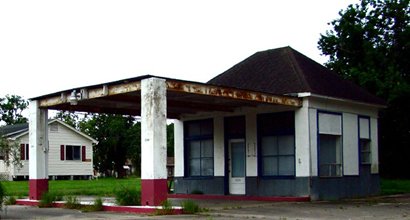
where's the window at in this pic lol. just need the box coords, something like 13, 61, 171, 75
184, 119, 214, 177
318, 112, 342, 177
258, 112, 295, 177
359, 117, 371, 165
65, 145, 81, 160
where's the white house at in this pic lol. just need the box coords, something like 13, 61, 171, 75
0, 119, 97, 180
25, 46, 384, 204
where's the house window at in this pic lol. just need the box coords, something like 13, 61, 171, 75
258, 112, 295, 177
66, 145, 81, 160
184, 119, 214, 177
359, 117, 371, 165
318, 112, 342, 177
20, 144, 29, 160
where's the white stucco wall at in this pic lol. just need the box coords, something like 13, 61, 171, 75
245, 112, 257, 176
173, 119, 184, 177
213, 116, 225, 176
295, 99, 310, 177
370, 117, 379, 173
343, 113, 359, 175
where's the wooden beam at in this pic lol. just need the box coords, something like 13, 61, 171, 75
166, 80, 302, 107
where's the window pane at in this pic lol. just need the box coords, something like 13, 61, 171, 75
66, 146, 73, 160
278, 135, 294, 155
73, 146, 80, 160
278, 156, 294, 175
189, 141, 200, 158
201, 120, 213, 136
189, 159, 200, 176
319, 135, 337, 164
201, 140, 213, 157
201, 158, 213, 176
262, 157, 277, 176
187, 123, 200, 137
261, 136, 277, 156
231, 142, 245, 177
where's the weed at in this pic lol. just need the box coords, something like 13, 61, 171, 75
4, 196, 16, 205
181, 200, 200, 214
190, 189, 203, 194
64, 195, 82, 209
114, 186, 140, 206
39, 192, 60, 208
82, 197, 104, 212
155, 199, 174, 215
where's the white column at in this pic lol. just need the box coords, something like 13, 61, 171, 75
140, 77, 167, 206
370, 117, 379, 174
295, 100, 311, 177
173, 119, 184, 177
213, 116, 225, 176
28, 100, 49, 200
342, 113, 359, 175
245, 112, 257, 176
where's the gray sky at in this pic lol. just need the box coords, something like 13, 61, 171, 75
0, 0, 358, 100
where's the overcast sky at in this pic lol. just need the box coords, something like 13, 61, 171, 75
0, 0, 358, 100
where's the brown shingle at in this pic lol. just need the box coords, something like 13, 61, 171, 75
208, 47, 385, 105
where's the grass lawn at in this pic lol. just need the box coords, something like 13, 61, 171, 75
380, 179, 410, 195
1, 177, 140, 197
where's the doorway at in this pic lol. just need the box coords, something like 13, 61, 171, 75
229, 139, 246, 195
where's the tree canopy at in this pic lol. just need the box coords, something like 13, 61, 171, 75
318, 0, 409, 178
0, 94, 28, 125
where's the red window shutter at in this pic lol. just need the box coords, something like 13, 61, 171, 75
82, 146, 86, 161
26, 144, 29, 160
60, 145, 65, 160
20, 144, 25, 160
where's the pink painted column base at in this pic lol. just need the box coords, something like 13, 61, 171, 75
29, 179, 49, 200
141, 179, 167, 206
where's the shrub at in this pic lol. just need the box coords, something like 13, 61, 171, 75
64, 195, 81, 209
181, 200, 200, 214
190, 189, 203, 194
114, 186, 140, 206
39, 192, 60, 208
82, 197, 104, 212
0, 183, 4, 210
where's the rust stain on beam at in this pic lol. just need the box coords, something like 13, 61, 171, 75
166, 80, 302, 107
39, 81, 141, 107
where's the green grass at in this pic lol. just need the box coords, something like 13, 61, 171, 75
380, 179, 410, 195
1, 177, 140, 197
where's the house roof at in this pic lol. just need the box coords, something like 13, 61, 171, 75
0, 119, 98, 143
208, 46, 385, 106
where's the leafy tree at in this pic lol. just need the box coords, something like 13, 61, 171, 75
54, 111, 80, 129
0, 95, 29, 125
79, 114, 138, 178
318, 0, 410, 178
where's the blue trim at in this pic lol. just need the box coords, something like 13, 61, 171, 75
317, 110, 344, 178
183, 118, 214, 178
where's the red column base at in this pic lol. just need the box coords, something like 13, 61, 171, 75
29, 179, 49, 200
141, 179, 167, 206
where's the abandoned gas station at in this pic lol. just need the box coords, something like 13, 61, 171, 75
27, 47, 385, 205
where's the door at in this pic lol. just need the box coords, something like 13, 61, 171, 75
229, 139, 246, 195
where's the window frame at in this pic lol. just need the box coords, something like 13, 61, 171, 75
358, 116, 371, 166
317, 110, 343, 178
65, 145, 81, 161
184, 119, 214, 178
257, 111, 296, 178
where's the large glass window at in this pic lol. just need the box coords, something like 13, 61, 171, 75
184, 119, 214, 177
318, 112, 342, 177
258, 112, 295, 177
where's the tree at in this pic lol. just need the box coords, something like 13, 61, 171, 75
79, 114, 138, 178
54, 111, 80, 129
318, 0, 410, 178
0, 95, 29, 125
